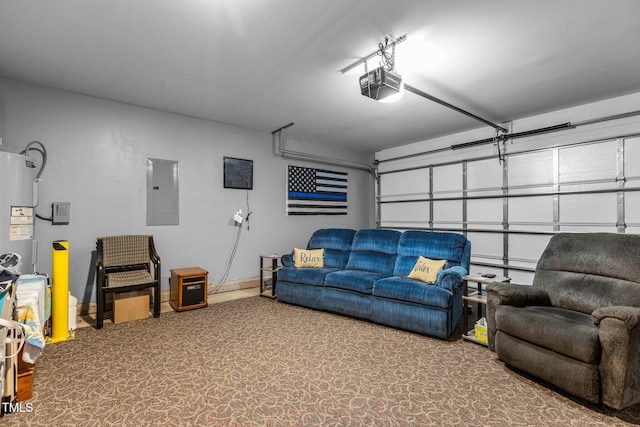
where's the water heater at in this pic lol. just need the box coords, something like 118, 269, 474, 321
0, 147, 38, 274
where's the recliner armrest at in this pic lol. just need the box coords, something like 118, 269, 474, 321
436, 266, 465, 291
281, 253, 294, 268
592, 305, 640, 409
593, 306, 640, 330
486, 283, 551, 351
487, 283, 551, 307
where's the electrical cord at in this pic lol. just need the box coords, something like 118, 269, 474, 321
36, 213, 53, 222
20, 141, 47, 180
245, 189, 253, 231
209, 222, 243, 295
377, 36, 396, 71
209, 190, 253, 294
20, 140, 52, 221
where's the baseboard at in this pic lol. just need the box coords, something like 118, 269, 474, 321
209, 277, 260, 294
78, 277, 260, 315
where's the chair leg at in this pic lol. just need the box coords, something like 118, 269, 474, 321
96, 289, 104, 329
153, 284, 160, 318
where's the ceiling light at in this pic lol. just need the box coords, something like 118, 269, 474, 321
379, 83, 405, 103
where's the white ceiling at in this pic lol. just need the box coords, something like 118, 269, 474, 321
1, 0, 640, 152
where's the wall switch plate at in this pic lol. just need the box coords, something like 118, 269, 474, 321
52, 202, 71, 225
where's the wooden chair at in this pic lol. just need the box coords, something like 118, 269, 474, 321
95, 235, 160, 329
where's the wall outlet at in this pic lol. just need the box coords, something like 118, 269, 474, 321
234, 209, 243, 224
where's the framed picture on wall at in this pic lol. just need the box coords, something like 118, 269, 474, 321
223, 157, 253, 190
286, 165, 348, 215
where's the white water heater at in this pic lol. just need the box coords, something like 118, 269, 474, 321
0, 147, 38, 274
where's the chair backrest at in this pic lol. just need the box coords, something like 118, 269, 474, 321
98, 235, 151, 268
533, 232, 640, 314
393, 230, 470, 276
345, 229, 401, 275
306, 228, 356, 269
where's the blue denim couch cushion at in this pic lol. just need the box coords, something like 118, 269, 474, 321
325, 270, 388, 294
393, 231, 469, 277
373, 276, 453, 309
345, 229, 401, 275
278, 266, 340, 287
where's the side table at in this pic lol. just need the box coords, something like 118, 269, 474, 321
462, 273, 511, 345
259, 255, 280, 299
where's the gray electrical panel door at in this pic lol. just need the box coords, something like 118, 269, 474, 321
146, 158, 179, 226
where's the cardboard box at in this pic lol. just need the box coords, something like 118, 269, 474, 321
113, 291, 150, 324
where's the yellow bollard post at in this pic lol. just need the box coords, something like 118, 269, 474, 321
49, 240, 74, 343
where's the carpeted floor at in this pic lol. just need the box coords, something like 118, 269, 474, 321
4, 296, 640, 426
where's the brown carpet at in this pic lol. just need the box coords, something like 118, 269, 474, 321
4, 296, 640, 426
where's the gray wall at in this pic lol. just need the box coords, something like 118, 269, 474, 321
0, 77, 375, 303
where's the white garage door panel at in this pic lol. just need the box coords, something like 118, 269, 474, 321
560, 193, 617, 224
467, 232, 502, 257
509, 196, 554, 223
508, 151, 553, 187
433, 200, 462, 223
559, 141, 616, 183
433, 164, 462, 192
625, 137, 640, 178
509, 234, 552, 263
380, 169, 429, 201
625, 192, 640, 224
467, 158, 502, 190
380, 201, 429, 226
467, 198, 503, 223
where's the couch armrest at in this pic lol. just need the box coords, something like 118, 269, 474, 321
281, 253, 294, 268
593, 306, 640, 409
486, 283, 551, 351
436, 266, 466, 292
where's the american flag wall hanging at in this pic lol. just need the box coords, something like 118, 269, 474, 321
287, 165, 348, 215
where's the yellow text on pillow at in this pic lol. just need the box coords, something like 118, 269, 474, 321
293, 248, 324, 268
408, 256, 447, 283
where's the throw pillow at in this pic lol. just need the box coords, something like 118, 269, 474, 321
408, 256, 447, 283
293, 248, 324, 268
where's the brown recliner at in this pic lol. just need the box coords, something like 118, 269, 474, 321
487, 232, 640, 410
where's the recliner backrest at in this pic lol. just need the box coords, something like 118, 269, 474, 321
393, 230, 470, 276
345, 229, 401, 275
306, 228, 356, 269
533, 232, 640, 314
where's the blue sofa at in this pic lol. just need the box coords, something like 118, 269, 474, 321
277, 228, 471, 338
